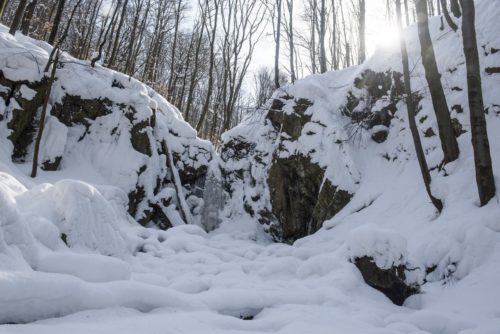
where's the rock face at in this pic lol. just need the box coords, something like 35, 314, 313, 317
354, 256, 419, 306
221, 96, 354, 242
0, 58, 214, 230
221, 68, 409, 242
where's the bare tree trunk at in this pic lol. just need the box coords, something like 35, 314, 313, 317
331, 0, 338, 70
20, 0, 37, 35
80, 0, 102, 59
396, 0, 443, 212
130, 0, 150, 74
440, 0, 458, 31
0, 0, 8, 18
104, 2, 121, 65
184, 20, 205, 122
287, 0, 296, 82
125, 0, 143, 74
91, 0, 121, 67
358, 0, 366, 64
404, 0, 410, 25
48, 0, 66, 45
9, 0, 28, 35
167, 0, 183, 100
32, 49, 60, 178
416, 0, 459, 164
274, 0, 282, 89
450, 0, 461, 17
318, 0, 327, 73
310, 0, 317, 74
108, 0, 128, 68
163, 140, 192, 224
197, 0, 219, 132
459, 0, 496, 205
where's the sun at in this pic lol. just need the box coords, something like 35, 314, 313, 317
371, 25, 401, 52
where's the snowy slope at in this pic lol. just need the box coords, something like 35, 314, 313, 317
0, 26, 215, 230
1, 0, 500, 333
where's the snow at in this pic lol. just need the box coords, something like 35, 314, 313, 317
346, 225, 408, 269
36, 252, 131, 283
0, 0, 500, 333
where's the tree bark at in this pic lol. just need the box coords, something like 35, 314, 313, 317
108, 0, 128, 68
319, 0, 327, 73
459, 0, 496, 206
274, 0, 282, 89
287, 0, 296, 82
91, 0, 121, 67
9, 0, 28, 35
197, 0, 219, 132
32, 49, 60, 178
440, 0, 458, 32
48, 0, 66, 45
450, 0, 461, 17
20, 0, 37, 35
416, 0, 459, 164
167, 0, 183, 100
396, 0, 443, 212
184, 20, 205, 122
358, 0, 366, 64
0, 0, 8, 19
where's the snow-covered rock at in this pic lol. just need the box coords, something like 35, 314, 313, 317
0, 29, 216, 230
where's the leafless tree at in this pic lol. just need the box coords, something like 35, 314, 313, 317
396, 0, 442, 212
416, 0, 459, 164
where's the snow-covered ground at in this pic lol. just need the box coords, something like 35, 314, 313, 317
1, 0, 500, 333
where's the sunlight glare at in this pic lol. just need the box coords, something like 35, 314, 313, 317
371, 25, 401, 52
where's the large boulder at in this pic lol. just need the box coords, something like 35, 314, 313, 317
354, 256, 419, 306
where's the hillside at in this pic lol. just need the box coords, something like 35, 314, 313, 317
1, 1, 500, 333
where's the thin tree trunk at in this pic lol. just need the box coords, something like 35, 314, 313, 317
48, 0, 66, 45
416, 0, 459, 164
130, 0, 150, 75
440, 0, 458, 32
163, 140, 192, 224
319, 0, 327, 73
167, 0, 182, 100
396, 0, 443, 212
184, 20, 205, 122
32, 49, 60, 178
331, 0, 338, 69
108, 0, 128, 68
104, 2, 121, 65
20, 0, 37, 35
274, 0, 282, 89
459, 0, 496, 205
404, 0, 410, 25
197, 0, 219, 132
287, 0, 296, 82
9, 0, 28, 35
91, 0, 121, 67
310, 0, 317, 74
125, 0, 142, 74
450, 0, 461, 18
0, 0, 8, 18
358, 0, 366, 64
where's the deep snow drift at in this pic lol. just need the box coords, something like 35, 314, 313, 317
1, 0, 500, 333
